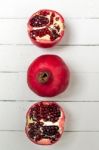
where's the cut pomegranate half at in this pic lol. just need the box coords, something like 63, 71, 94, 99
25, 101, 66, 145
27, 55, 70, 97
27, 9, 64, 48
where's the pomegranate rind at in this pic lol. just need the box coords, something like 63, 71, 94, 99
25, 101, 66, 145
27, 55, 70, 97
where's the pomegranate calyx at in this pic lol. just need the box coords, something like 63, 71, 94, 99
37, 70, 52, 84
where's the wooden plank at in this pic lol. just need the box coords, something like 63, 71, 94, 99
0, 45, 99, 73
0, 0, 99, 18
0, 132, 99, 150
0, 19, 99, 45
0, 102, 99, 131
0, 72, 98, 101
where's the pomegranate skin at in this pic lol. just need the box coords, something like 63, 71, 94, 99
27, 55, 70, 97
27, 9, 65, 48
25, 101, 66, 145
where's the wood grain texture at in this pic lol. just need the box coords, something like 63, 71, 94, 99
0, 0, 99, 18
0, 132, 99, 150
0, 45, 99, 72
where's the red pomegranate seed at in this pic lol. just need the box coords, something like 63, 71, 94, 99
40, 10, 50, 16
29, 15, 49, 27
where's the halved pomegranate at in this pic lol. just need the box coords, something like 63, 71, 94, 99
25, 101, 66, 145
27, 55, 70, 97
27, 9, 64, 48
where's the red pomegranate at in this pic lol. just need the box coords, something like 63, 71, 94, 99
27, 9, 64, 48
25, 101, 66, 145
27, 55, 70, 97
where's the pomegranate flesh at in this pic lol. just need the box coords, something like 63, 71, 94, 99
27, 55, 70, 97
25, 101, 66, 145
27, 9, 64, 48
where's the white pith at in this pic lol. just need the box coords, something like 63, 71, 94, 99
30, 12, 64, 41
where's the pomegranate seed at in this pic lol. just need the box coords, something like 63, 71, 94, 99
55, 25, 60, 32
50, 29, 60, 41
56, 17, 59, 21
35, 135, 42, 141
40, 10, 50, 16
50, 13, 55, 25
51, 132, 61, 143
29, 15, 49, 27
43, 126, 59, 136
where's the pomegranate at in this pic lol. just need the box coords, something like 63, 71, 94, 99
27, 55, 70, 97
25, 101, 66, 145
27, 9, 64, 48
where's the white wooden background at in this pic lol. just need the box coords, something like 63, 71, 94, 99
0, 0, 99, 149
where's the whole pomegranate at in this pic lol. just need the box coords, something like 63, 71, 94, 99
27, 55, 70, 97
25, 101, 66, 145
27, 9, 64, 48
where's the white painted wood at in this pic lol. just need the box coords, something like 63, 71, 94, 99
0, 102, 99, 131
0, 45, 99, 73
1, 0, 99, 149
1, 19, 99, 45
0, 132, 99, 150
0, 0, 99, 18
0, 72, 98, 101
